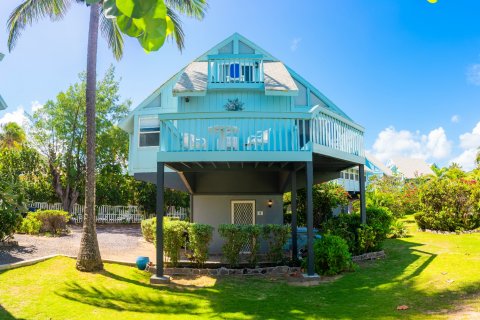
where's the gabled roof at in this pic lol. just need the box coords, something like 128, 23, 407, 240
387, 157, 434, 179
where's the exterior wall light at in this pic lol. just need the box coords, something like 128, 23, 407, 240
268, 199, 273, 208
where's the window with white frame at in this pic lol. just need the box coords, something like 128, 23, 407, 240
139, 117, 160, 147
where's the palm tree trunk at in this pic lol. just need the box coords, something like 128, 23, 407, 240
76, 2, 103, 272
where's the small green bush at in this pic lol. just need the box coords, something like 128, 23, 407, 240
18, 213, 42, 234
244, 225, 262, 266
218, 224, 248, 267
322, 205, 393, 255
262, 224, 290, 263
390, 220, 409, 238
141, 217, 156, 243
313, 234, 353, 276
0, 182, 25, 241
188, 223, 213, 265
18, 210, 69, 235
163, 218, 189, 267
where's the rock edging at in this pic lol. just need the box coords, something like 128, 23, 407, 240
147, 265, 301, 276
421, 229, 480, 235
351, 250, 386, 262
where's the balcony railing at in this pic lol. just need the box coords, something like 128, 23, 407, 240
157, 106, 364, 158
207, 54, 264, 86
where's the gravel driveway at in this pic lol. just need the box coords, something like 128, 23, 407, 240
0, 224, 155, 265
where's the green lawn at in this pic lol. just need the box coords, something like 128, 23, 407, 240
1, 219, 479, 320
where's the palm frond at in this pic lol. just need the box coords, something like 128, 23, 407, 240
100, 13, 124, 61
7, 0, 71, 51
167, 7, 185, 52
164, 0, 208, 20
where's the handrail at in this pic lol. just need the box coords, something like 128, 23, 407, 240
158, 111, 312, 120
309, 105, 365, 132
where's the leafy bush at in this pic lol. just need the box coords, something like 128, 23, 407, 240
163, 218, 189, 267
262, 224, 291, 263
18, 213, 42, 234
244, 225, 262, 266
0, 182, 25, 241
323, 205, 393, 255
313, 234, 353, 276
141, 217, 156, 243
390, 220, 409, 238
284, 182, 349, 227
415, 178, 480, 231
218, 224, 248, 267
187, 223, 213, 265
18, 210, 69, 235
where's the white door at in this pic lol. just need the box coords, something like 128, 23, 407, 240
231, 200, 256, 225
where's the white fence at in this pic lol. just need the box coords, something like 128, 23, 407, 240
28, 202, 189, 224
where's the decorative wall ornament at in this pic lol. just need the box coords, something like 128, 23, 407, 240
224, 98, 244, 111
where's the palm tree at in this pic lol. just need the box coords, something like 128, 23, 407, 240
7, 0, 207, 272
0, 122, 26, 149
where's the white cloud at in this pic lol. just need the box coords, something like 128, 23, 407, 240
290, 38, 301, 52
451, 114, 460, 123
31, 101, 43, 113
458, 122, 480, 149
371, 126, 452, 162
0, 106, 28, 126
467, 64, 480, 86
450, 121, 480, 171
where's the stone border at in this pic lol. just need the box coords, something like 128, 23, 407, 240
422, 229, 480, 235
351, 250, 386, 262
147, 265, 301, 276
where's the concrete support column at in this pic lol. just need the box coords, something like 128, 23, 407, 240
359, 164, 367, 224
291, 171, 298, 262
306, 161, 315, 276
151, 162, 169, 284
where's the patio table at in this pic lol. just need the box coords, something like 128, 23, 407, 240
208, 125, 239, 150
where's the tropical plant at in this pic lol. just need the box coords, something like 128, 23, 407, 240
389, 220, 409, 238
7, 0, 207, 272
0, 122, 26, 149
0, 181, 26, 242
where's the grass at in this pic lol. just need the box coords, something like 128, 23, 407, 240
0, 218, 479, 320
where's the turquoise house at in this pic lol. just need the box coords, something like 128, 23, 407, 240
120, 33, 366, 281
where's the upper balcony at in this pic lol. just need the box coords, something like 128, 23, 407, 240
153, 105, 365, 164
207, 54, 264, 89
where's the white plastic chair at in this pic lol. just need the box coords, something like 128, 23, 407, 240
246, 129, 271, 150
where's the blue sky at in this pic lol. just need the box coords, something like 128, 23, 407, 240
1, 0, 479, 169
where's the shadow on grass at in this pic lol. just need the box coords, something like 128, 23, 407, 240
52, 238, 480, 319
0, 304, 24, 320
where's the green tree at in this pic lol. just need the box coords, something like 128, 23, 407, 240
0, 122, 26, 149
7, 0, 207, 272
30, 67, 130, 212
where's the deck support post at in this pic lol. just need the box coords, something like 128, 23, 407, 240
359, 164, 367, 224
306, 161, 315, 276
291, 170, 298, 262
151, 162, 169, 284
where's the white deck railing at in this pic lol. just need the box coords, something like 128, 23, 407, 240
158, 106, 364, 158
28, 203, 190, 224
208, 54, 264, 84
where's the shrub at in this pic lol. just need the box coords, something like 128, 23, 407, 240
0, 182, 25, 241
322, 205, 393, 255
415, 178, 480, 231
218, 224, 248, 267
18, 213, 42, 234
262, 224, 291, 263
313, 234, 353, 276
141, 217, 156, 243
163, 218, 189, 267
18, 210, 69, 235
244, 225, 262, 266
390, 220, 409, 238
188, 223, 213, 265
35, 210, 70, 235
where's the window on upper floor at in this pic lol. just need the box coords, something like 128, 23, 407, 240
139, 117, 160, 147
